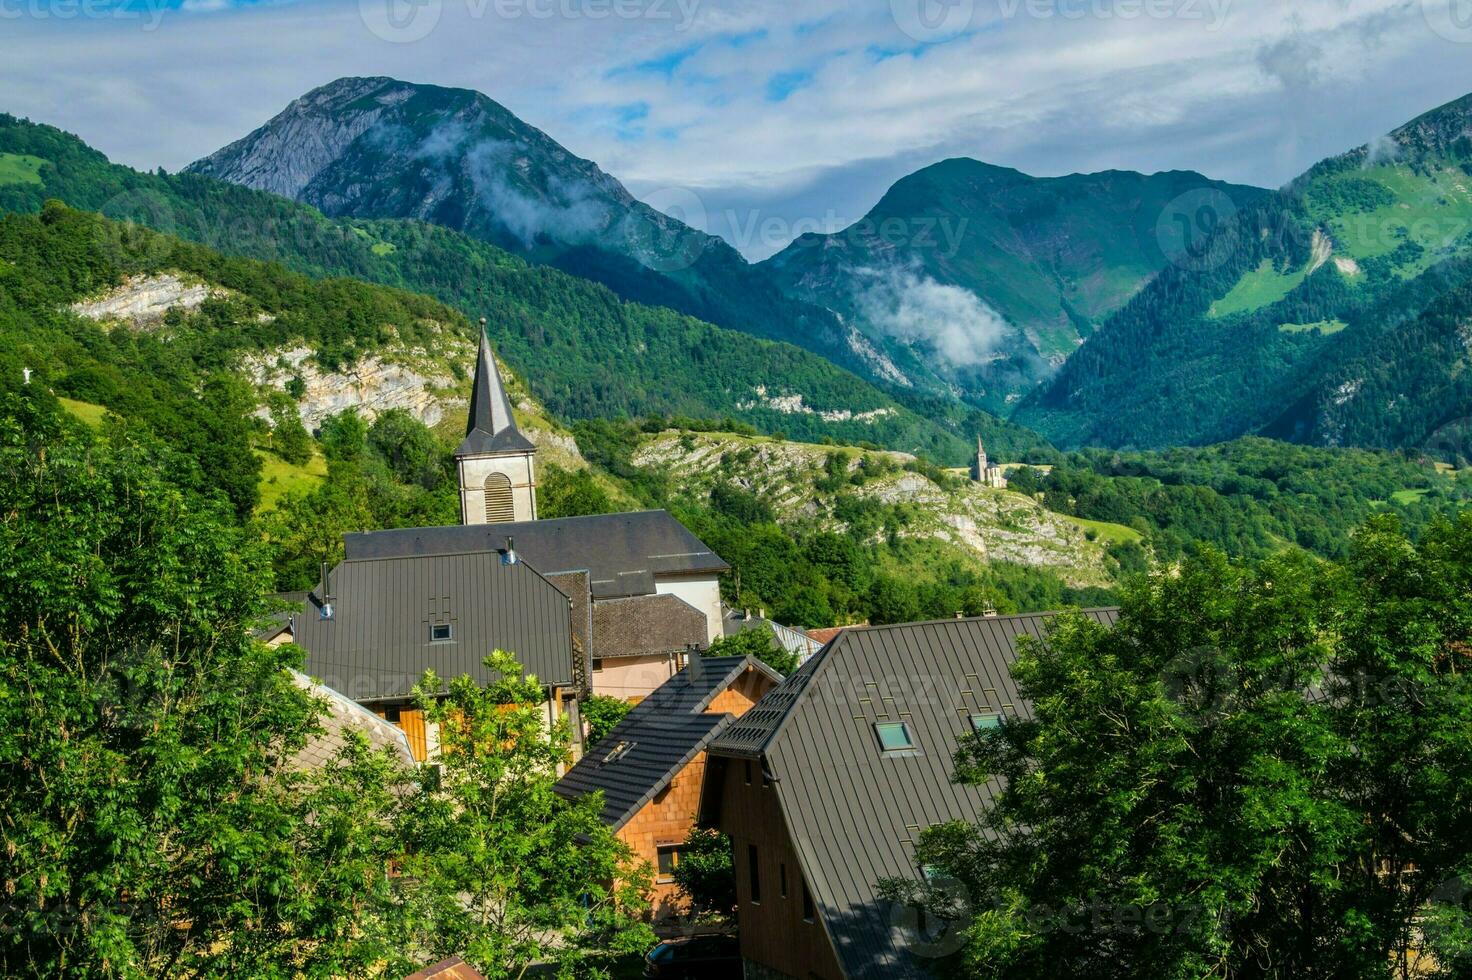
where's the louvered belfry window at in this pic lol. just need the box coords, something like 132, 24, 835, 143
483, 473, 515, 523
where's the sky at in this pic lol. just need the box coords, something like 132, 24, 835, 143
2, 0, 1471, 259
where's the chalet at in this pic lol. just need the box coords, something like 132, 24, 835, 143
702, 609, 1119, 980
269, 548, 580, 760
554, 654, 781, 918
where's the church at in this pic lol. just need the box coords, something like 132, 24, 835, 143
266, 329, 732, 759
971, 435, 1008, 489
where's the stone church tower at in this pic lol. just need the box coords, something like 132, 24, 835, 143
971, 435, 1007, 489
456, 328, 538, 525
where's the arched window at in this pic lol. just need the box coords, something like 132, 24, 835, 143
483, 472, 515, 523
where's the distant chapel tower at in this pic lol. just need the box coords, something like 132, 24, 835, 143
971, 435, 1007, 489
971, 435, 988, 482
456, 326, 538, 525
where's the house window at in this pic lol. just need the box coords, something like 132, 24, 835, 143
383, 705, 402, 724
591, 658, 604, 672
874, 721, 917, 753
802, 881, 815, 922
429, 623, 453, 643
969, 713, 1001, 733
780, 862, 788, 899
483, 473, 515, 523
656, 844, 682, 883
748, 845, 761, 903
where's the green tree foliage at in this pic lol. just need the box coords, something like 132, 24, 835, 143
1021, 438, 1471, 561
398, 654, 656, 976
672, 828, 738, 920
0, 394, 404, 975
538, 462, 616, 519
705, 623, 799, 677
257, 417, 459, 591
267, 393, 312, 465
888, 514, 1472, 978
581, 693, 632, 745
0, 115, 1049, 464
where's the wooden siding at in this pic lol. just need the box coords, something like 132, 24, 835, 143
614, 664, 777, 920
714, 757, 845, 979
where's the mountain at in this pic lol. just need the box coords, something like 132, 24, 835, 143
1017, 92, 1472, 458
762, 159, 1268, 411
0, 111, 1046, 463
185, 77, 882, 386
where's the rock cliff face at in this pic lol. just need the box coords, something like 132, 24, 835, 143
245, 345, 464, 429
71, 273, 214, 328
187, 76, 408, 201
632, 432, 1116, 587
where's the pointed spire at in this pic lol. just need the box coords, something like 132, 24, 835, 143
457, 321, 536, 457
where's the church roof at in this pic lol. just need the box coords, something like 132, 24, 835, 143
457, 330, 536, 457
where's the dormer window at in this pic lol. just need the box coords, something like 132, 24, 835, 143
429, 623, 453, 643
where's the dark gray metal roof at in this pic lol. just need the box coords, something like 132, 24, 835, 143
286, 551, 576, 701
457, 330, 535, 457
709, 609, 1120, 980
555, 655, 781, 830
593, 593, 708, 660
343, 510, 729, 598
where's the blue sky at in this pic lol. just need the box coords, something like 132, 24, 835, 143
2, 0, 1470, 258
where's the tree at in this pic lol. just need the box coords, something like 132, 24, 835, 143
582, 693, 633, 745
705, 622, 799, 676
268, 393, 313, 466
886, 517, 1472, 979
673, 828, 737, 920
393, 653, 656, 977
0, 394, 403, 976
368, 408, 449, 489
538, 462, 615, 519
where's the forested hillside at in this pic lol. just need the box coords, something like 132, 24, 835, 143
764, 159, 1266, 412
184, 77, 905, 402
1018, 92, 1472, 459
0, 112, 1041, 464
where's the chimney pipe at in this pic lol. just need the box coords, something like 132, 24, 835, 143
502, 536, 518, 565
319, 561, 335, 620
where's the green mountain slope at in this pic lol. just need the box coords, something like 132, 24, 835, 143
0, 111, 1043, 463
762, 159, 1267, 411
1017, 92, 1472, 455
183, 77, 893, 392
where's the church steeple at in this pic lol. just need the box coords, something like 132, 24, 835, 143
458, 326, 536, 457
456, 321, 538, 525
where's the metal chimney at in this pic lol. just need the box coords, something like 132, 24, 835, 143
319, 561, 335, 620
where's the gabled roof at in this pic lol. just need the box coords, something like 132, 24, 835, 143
456, 331, 535, 457
593, 593, 708, 660
288, 671, 416, 770
555, 655, 780, 830
708, 609, 1120, 980
284, 550, 576, 700
343, 510, 729, 598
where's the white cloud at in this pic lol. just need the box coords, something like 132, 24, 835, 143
853, 265, 1010, 367
0, 0, 1464, 259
